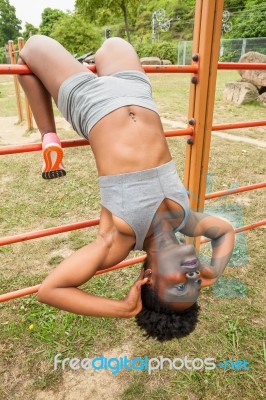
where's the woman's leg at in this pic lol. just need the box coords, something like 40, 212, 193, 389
18, 35, 88, 179
94, 37, 144, 76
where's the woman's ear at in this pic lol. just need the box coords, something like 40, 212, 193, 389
144, 268, 153, 284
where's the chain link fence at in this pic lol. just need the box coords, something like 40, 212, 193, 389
178, 37, 266, 65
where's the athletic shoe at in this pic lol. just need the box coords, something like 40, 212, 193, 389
42, 132, 66, 179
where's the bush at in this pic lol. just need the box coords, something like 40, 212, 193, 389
134, 41, 177, 63
51, 13, 102, 56
0, 47, 6, 63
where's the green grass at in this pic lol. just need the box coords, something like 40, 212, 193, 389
151, 71, 266, 141
0, 72, 265, 399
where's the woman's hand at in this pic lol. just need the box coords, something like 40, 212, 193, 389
123, 271, 148, 318
199, 262, 219, 288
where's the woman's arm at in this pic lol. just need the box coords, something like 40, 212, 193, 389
180, 211, 235, 282
37, 232, 147, 318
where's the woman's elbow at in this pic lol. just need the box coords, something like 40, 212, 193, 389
226, 220, 235, 241
220, 217, 235, 237
37, 283, 53, 304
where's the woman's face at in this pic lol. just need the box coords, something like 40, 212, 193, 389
148, 243, 217, 311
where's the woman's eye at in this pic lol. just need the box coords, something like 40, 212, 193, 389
176, 283, 185, 291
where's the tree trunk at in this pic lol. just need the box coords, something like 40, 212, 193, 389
121, 0, 131, 43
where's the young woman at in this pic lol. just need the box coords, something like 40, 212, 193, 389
18, 35, 235, 340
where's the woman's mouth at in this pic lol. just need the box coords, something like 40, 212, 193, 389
182, 259, 198, 268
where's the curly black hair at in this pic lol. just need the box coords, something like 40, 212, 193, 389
135, 273, 200, 342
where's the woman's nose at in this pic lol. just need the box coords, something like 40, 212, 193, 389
186, 271, 200, 279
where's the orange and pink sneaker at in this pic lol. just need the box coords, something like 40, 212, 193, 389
42, 132, 66, 179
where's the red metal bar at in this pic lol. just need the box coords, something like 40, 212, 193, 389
165, 127, 193, 137
234, 220, 266, 233
1, 62, 266, 76
1, 219, 265, 303
0, 139, 87, 156
2, 117, 266, 156
0, 64, 96, 75
141, 65, 198, 73
205, 182, 266, 200
96, 255, 146, 275
201, 219, 266, 244
2, 117, 265, 156
0, 64, 198, 75
212, 120, 266, 131
1, 181, 264, 246
0, 255, 146, 302
0, 120, 266, 155
218, 62, 266, 70
0, 219, 100, 246
0, 128, 193, 155
0, 64, 30, 74
0, 285, 41, 302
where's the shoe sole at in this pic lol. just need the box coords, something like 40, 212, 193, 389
42, 143, 66, 180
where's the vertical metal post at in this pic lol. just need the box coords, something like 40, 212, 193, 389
152, 12, 156, 43
8, 40, 23, 122
18, 37, 34, 130
177, 42, 180, 64
183, 0, 224, 247
241, 38, 247, 57
182, 41, 187, 65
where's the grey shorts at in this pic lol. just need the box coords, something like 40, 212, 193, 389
57, 70, 159, 139
99, 160, 190, 250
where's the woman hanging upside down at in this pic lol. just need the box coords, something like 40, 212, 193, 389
18, 35, 235, 341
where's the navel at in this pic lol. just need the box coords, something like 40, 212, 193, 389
129, 111, 137, 122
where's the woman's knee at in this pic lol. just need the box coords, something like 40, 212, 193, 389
22, 34, 46, 51
95, 37, 141, 75
95, 37, 134, 59
19, 35, 57, 62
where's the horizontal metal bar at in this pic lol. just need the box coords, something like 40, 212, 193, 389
0, 128, 193, 155
0, 219, 100, 246
1, 119, 265, 156
205, 182, 266, 200
0, 255, 146, 302
218, 62, 266, 70
0, 284, 41, 302
0, 64, 32, 74
0, 64, 198, 75
212, 120, 266, 131
201, 219, 266, 244
1, 181, 264, 246
1, 219, 265, 302
0, 139, 87, 155
164, 128, 193, 137
1, 62, 265, 77
142, 65, 198, 73
234, 220, 266, 233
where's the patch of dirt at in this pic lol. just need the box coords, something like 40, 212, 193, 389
0, 117, 72, 145
34, 343, 134, 400
48, 246, 73, 261
212, 130, 266, 149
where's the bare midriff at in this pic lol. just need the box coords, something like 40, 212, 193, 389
89, 105, 172, 176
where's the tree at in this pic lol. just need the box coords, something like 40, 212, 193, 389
0, 0, 21, 45
39, 8, 65, 37
22, 23, 39, 41
51, 13, 102, 55
224, 0, 246, 12
0, 45, 5, 62
75, 0, 141, 43
229, 0, 266, 38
